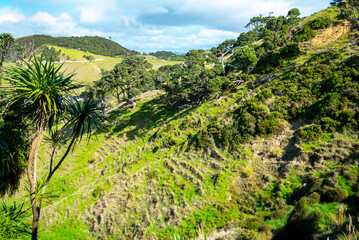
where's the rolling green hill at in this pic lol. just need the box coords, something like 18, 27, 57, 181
12, 35, 137, 57
2, 5, 359, 240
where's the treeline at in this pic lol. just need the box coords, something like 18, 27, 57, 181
88, 6, 358, 152
149, 51, 185, 61
11, 35, 137, 57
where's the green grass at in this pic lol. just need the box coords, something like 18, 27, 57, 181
265, 207, 294, 230
48, 45, 111, 61
92, 58, 122, 71
56, 62, 102, 85
148, 60, 184, 70
55, 58, 183, 86
39, 220, 90, 240
301, 132, 334, 152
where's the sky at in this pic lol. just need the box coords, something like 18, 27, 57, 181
0, 0, 330, 53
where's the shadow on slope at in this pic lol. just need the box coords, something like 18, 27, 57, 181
108, 97, 197, 140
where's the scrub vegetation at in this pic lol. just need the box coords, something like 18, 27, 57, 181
1, 3, 359, 240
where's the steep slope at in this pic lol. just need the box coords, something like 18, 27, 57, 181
6, 6, 359, 240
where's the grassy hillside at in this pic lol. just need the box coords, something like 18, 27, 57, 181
55, 51, 183, 85
12, 35, 137, 57
48, 45, 111, 61
4, 5, 359, 240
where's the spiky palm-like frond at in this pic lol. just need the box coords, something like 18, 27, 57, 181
64, 98, 104, 142
4, 57, 82, 128
0, 201, 30, 239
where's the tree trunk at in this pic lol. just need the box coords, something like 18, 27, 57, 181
129, 98, 137, 109
28, 121, 45, 240
31, 202, 42, 240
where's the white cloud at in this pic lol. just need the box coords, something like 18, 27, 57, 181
28, 11, 99, 36
0, 7, 26, 23
78, 0, 118, 23
198, 29, 238, 39
30, 12, 58, 25
0, 0, 330, 52
79, 7, 100, 23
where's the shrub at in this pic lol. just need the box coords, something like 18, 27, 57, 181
236, 228, 258, 240
320, 117, 340, 132
307, 192, 321, 204
299, 124, 323, 142
294, 24, 316, 42
245, 216, 264, 230
273, 197, 323, 240
92, 185, 104, 198
257, 88, 273, 102
322, 186, 348, 203
308, 17, 331, 30
270, 209, 288, 220
321, 74, 341, 93
280, 43, 301, 59
196, 128, 214, 149
241, 167, 253, 178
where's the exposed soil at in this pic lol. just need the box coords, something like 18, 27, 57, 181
312, 21, 351, 46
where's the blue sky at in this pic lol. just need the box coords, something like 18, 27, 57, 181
0, 0, 330, 52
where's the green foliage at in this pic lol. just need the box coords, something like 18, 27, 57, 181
322, 186, 348, 203
0, 33, 15, 70
41, 46, 61, 62
149, 51, 182, 60
11, 35, 136, 57
0, 98, 30, 196
83, 54, 95, 61
331, 0, 359, 30
161, 50, 229, 106
308, 17, 332, 30
0, 201, 30, 239
92, 185, 104, 198
299, 125, 323, 142
236, 228, 259, 240
320, 117, 340, 132
234, 46, 258, 73
294, 24, 316, 42
257, 89, 273, 102
255, 51, 281, 73
270, 209, 288, 220
100, 56, 155, 107
279, 43, 301, 59
273, 197, 323, 240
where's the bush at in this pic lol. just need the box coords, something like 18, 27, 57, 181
92, 185, 104, 198
273, 197, 323, 240
236, 228, 259, 240
245, 216, 264, 230
294, 24, 316, 42
280, 43, 301, 59
307, 192, 321, 204
196, 128, 214, 149
322, 186, 348, 203
270, 209, 288, 220
320, 117, 340, 132
257, 89, 273, 102
308, 17, 331, 30
299, 124, 323, 142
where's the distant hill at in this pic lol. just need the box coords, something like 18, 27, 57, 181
149, 51, 177, 58
149, 51, 185, 61
13, 35, 137, 57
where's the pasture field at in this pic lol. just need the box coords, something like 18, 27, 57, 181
57, 58, 184, 85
